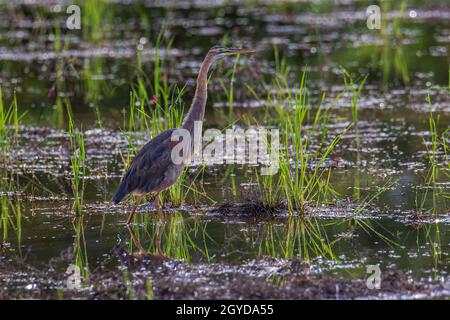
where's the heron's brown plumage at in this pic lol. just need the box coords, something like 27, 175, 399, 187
112, 129, 179, 203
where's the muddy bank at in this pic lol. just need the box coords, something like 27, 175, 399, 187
1, 245, 445, 300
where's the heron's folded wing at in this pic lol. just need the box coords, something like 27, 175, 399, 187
119, 129, 178, 195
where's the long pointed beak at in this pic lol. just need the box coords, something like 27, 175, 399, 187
225, 48, 256, 55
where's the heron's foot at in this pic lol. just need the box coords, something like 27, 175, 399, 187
154, 250, 170, 260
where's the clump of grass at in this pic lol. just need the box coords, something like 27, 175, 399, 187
65, 99, 86, 214
409, 95, 449, 268
0, 87, 20, 157
415, 95, 448, 215
255, 69, 349, 214
168, 164, 215, 209
255, 170, 283, 212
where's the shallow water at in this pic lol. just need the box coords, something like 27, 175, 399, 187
0, 0, 449, 299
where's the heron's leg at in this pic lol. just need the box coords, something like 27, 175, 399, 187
127, 225, 146, 254
155, 216, 166, 255
154, 192, 161, 214
127, 195, 143, 224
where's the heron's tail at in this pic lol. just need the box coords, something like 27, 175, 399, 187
112, 181, 128, 204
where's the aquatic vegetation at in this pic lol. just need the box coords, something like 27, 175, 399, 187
134, 31, 175, 110
72, 216, 89, 281
415, 95, 449, 215
166, 167, 213, 209
254, 170, 283, 211
254, 69, 349, 214
1, 0, 450, 301
257, 217, 335, 262
65, 99, 86, 214
0, 194, 22, 246
0, 87, 19, 157
128, 214, 211, 262
0, 172, 22, 249
341, 68, 367, 143
218, 52, 242, 116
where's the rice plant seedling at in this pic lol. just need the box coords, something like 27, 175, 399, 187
166, 166, 214, 209
134, 30, 175, 109
0, 87, 19, 150
152, 31, 171, 105
254, 169, 283, 211
412, 98, 447, 267
341, 67, 367, 144
415, 95, 448, 215
65, 99, 86, 214
254, 68, 350, 214
218, 52, 241, 116
267, 46, 293, 125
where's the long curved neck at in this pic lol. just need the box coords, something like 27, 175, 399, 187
182, 54, 214, 134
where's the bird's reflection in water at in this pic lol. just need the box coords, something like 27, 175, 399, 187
126, 215, 168, 259
125, 212, 205, 263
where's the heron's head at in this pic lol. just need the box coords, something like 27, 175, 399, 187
208, 45, 255, 61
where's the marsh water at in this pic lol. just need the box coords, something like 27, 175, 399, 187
0, 0, 449, 299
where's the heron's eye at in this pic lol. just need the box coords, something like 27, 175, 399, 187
212, 45, 224, 50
